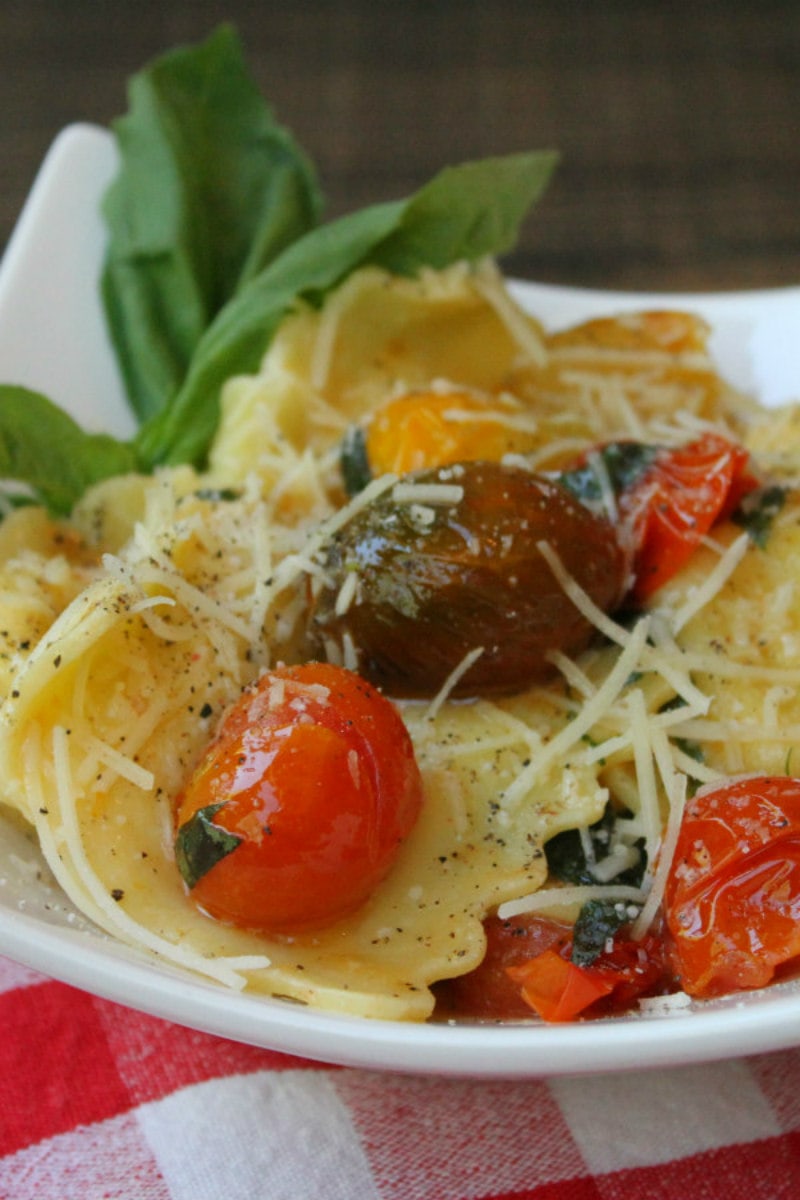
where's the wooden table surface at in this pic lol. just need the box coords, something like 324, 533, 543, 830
1, 0, 799, 292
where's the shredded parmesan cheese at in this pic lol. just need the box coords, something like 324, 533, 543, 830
631, 773, 688, 940
498, 882, 646, 921
424, 646, 484, 720
668, 532, 750, 633
391, 481, 464, 507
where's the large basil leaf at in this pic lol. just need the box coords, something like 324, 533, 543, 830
135, 149, 558, 469
101, 24, 323, 423
0, 29, 557, 516
0, 386, 136, 515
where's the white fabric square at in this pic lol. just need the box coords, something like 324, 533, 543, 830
137, 1069, 381, 1200
0, 1109, 169, 1200
550, 1059, 782, 1174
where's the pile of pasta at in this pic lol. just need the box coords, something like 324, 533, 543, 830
1, 260, 798, 1021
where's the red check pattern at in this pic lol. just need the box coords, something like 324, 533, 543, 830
2, 956, 799, 1199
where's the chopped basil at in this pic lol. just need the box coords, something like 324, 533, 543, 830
194, 487, 241, 502
571, 898, 635, 967
174, 802, 242, 889
560, 441, 658, 506
732, 483, 788, 548
340, 425, 372, 495
545, 806, 646, 890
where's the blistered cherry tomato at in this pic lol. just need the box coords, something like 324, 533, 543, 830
433, 915, 572, 1020
434, 914, 670, 1022
506, 930, 669, 1022
618, 432, 757, 600
665, 775, 800, 997
174, 662, 423, 933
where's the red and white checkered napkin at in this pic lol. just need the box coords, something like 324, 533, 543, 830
1, 956, 799, 1200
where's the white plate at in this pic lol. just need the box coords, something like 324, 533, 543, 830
1, 123, 800, 1078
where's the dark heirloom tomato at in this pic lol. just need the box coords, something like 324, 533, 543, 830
312, 461, 627, 698
174, 662, 423, 933
665, 776, 800, 997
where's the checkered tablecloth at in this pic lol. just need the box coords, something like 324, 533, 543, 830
2, 956, 799, 1199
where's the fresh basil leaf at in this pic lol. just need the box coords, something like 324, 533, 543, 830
174, 801, 242, 889
732, 483, 788, 548
135, 149, 558, 469
369, 153, 559, 275
571, 899, 634, 967
102, 24, 322, 423
0, 386, 137, 516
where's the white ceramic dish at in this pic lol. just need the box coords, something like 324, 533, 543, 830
1, 123, 800, 1078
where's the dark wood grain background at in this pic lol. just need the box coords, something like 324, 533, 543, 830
1, 0, 798, 291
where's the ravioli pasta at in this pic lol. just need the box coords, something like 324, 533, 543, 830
0, 260, 797, 1020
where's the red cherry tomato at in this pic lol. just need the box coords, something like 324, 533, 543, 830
434, 913, 670, 1022
433, 915, 572, 1020
665, 776, 800, 997
620, 433, 757, 601
174, 662, 423, 933
506, 931, 669, 1022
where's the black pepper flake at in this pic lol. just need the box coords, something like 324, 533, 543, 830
200, 702, 213, 719
111, 888, 125, 902
53, 655, 62, 668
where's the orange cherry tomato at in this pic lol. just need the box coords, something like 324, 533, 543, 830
619, 432, 757, 601
665, 775, 800, 997
174, 662, 423, 934
365, 389, 538, 476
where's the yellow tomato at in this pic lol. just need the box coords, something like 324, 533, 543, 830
365, 389, 539, 475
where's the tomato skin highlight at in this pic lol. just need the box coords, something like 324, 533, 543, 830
665, 776, 800, 997
174, 662, 423, 934
617, 433, 757, 601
